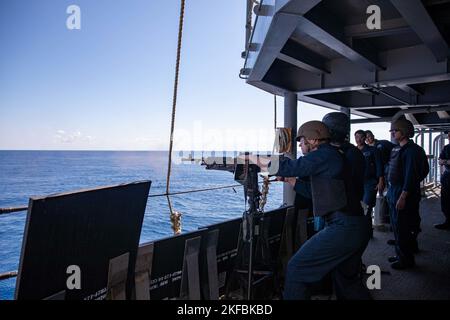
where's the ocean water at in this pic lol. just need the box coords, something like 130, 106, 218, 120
0, 151, 283, 299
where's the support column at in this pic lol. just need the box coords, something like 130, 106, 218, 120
420, 129, 425, 149
428, 131, 433, 183
440, 134, 446, 177
283, 91, 297, 206
339, 107, 350, 117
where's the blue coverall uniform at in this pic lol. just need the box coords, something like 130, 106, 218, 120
374, 140, 394, 177
293, 178, 321, 231
387, 140, 427, 265
439, 144, 450, 223
272, 143, 371, 300
340, 142, 366, 218
360, 144, 383, 210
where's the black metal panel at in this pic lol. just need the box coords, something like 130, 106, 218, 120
15, 181, 151, 300
262, 207, 288, 262
203, 217, 241, 296
202, 207, 288, 297
146, 228, 207, 300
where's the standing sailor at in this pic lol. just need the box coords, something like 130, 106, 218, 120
269, 121, 371, 300
322, 113, 371, 299
435, 130, 450, 230
386, 119, 429, 269
365, 130, 394, 178
354, 130, 384, 236
322, 113, 366, 227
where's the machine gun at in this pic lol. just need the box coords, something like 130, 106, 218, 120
234, 161, 261, 216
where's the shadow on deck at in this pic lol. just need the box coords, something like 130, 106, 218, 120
363, 187, 450, 300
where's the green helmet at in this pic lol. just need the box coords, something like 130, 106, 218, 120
322, 112, 350, 142
296, 121, 331, 141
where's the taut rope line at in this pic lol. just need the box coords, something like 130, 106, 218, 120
166, 0, 186, 235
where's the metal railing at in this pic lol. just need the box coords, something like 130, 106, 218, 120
414, 130, 448, 186
239, 0, 264, 79
1, 184, 244, 216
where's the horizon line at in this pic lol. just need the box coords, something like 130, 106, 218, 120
0, 149, 274, 152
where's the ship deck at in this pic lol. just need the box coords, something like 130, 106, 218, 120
363, 187, 450, 300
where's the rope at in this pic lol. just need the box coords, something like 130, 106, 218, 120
166, 0, 186, 235
0, 206, 28, 215
149, 183, 243, 197
274, 128, 292, 154
259, 175, 270, 212
261, 93, 277, 210
0, 271, 17, 281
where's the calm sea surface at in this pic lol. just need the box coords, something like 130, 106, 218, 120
0, 151, 283, 299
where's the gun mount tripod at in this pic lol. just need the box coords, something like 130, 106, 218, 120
230, 158, 273, 300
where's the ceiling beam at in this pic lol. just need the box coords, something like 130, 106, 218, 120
298, 95, 379, 119
406, 113, 421, 125
397, 84, 423, 96
353, 101, 450, 110
278, 39, 330, 74
247, 13, 300, 82
414, 112, 450, 126
298, 72, 450, 96
294, 15, 383, 72
423, 0, 450, 6
248, 0, 325, 81
344, 18, 411, 39
390, 0, 450, 62
437, 111, 450, 119
288, 44, 448, 93
351, 105, 450, 124
342, 84, 450, 109
277, 53, 329, 74
277, 0, 323, 15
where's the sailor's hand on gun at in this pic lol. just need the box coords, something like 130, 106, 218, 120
284, 177, 297, 187
276, 176, 296, 187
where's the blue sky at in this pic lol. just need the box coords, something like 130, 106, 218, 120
0, 0, 390, 151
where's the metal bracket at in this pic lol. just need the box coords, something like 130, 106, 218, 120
201, 230, 220, 300
106, 252, 129, 300
253, 4, 274, 16
134, 243, 154, 300
43, 290, 66, 300
179, 236, 202, 300
279, 207, 296, 276
295, 209, 309, 251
